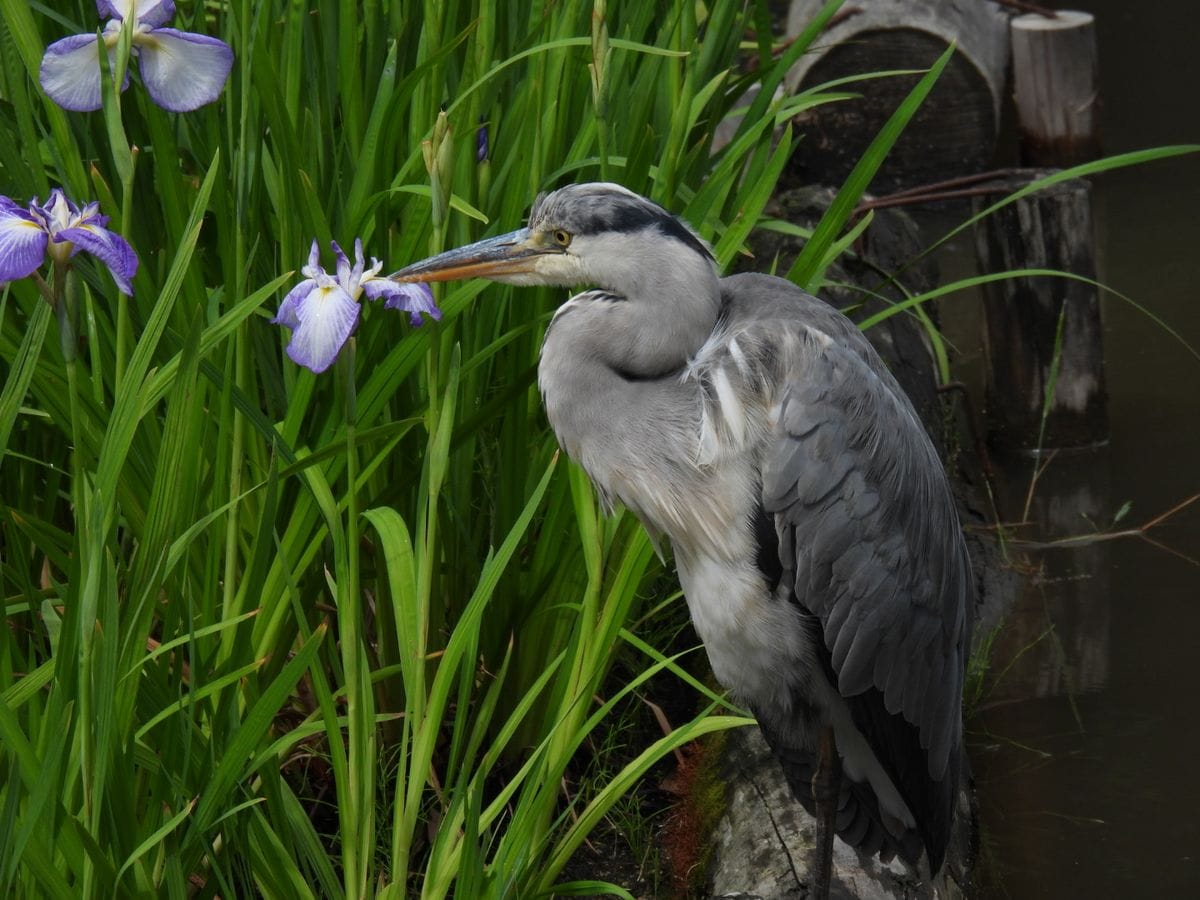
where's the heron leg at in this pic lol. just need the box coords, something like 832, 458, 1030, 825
810, 725, 841, 900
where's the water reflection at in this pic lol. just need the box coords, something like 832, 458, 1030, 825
963, 1, 1200, 895
983, 450, 1114, 706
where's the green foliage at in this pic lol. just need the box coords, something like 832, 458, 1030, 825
0, 0, 812, 895
10, 1, 1184, 895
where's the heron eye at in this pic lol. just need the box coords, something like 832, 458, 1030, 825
552, 229, 572, 248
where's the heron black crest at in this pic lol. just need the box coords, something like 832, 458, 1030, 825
530, 182, 715, 264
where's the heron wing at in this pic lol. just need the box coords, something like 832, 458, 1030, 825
760, 321, 971, 867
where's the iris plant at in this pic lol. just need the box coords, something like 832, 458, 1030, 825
40, 1, 233, 113
0, 189, 138, 296
273, 240, 439, 374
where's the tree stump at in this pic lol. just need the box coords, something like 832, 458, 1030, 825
1011, 11, 1101, 167
973, 171, 1108, 451
784, 0, 1011, 193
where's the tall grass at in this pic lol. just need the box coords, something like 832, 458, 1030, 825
0, 0, 857, 895
5, 0, 1191, 896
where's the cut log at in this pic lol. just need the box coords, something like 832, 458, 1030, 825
973, 171, 1108, 450
784, 0, 1012, 192
1011, 11, 1101, 166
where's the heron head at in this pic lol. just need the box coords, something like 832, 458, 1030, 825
389, 182, 716, 297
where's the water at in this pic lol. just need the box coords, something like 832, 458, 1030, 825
967, 2, 1200, 897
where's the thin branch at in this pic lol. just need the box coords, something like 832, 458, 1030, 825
1003, 492, 1200, 567
993, 0, 1060, 19
1141, 492, 1200, 530
1022, 449, 1060, 524
1137, 534, 1200, 569
865, 168, 1029, 203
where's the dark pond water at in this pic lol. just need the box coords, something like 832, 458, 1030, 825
963, 2, 1200, 897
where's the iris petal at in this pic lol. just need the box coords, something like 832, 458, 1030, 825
273, 279, 316, 329
137, 0, 175, 26
331, 240, 352, 287
98, 0, 175, 26
98, 0, 129, 21
39, 34, 107, 112
371, 281, 442, 326
285, 284, 359, 373
42, 189, 77, 234
57, 224, 139, 295
0, 208, 49, 284
135, 27, 233, 112
301, 239, 321, 278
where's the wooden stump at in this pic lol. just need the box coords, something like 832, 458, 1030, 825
974, 171, 1108, 450
1011, 11, 1101, 167
987, 450, 1112, 702
784, 0, 1011, 192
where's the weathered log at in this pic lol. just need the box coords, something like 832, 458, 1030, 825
784, 0, 1011, 192
973, 171, 1107, 450
1011, 11, 1101, 166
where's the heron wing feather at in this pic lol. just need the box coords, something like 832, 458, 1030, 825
763, 324, 969, 769
758, 315, 971, 872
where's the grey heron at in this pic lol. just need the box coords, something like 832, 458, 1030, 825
391, 183, 971, 891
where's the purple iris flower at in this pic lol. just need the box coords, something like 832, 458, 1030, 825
40, 1, 233, 113
273, 240, 439, 374
0, 189, 138, 295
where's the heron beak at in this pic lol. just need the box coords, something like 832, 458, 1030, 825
389, 228, 554, 284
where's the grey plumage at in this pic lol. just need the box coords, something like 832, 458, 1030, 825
390, 182, 972, 875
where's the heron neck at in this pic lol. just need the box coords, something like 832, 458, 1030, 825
537, 310, 705, 534
575, 260, 722, 376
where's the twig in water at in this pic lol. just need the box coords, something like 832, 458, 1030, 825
1005, 493, 1200, 568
